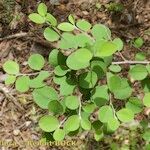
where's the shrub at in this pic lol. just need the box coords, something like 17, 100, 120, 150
2, 3, 150, 141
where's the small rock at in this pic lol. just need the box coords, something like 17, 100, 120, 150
13, 129, 20, 136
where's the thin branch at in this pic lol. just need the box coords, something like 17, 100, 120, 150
112, 61, 150, 65
0, 87, 24, 110
0, 32, 28, 41
109, 94, 117, 119
78, 93, 82, 120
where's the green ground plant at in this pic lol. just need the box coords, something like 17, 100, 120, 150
2, 3, 150, 142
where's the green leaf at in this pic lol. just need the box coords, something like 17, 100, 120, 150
80, 118, 91, 130
15, 76, 30, 92
5, 75, 16, 85
107, 118, 120, 131
108, 75, 121, 92
28, 13, 45, 24
113, 78, 132, 100
112, 38, 123, 51
133, 37, 144, 48
28, 54, 45, 70
59, 33, 77, 49
57, 22, 75, 31
143, 93, 150, 107
3, 60, 19, 75
54, 65, 69, 76
116, 108, 134, 122
91, 24, 111, 40
126, 97, 143, 114
82, 103, 96, 114
135, 52, 146, 61
32, 86, 58, 109
142, 130, 150, 142
91, 85, 109, 107
98, 106, 114, 123
109, 65, 122, 73
96, 41, 118, 57
53, 75, 66, 85
68, 14, 75, 25
48, 49, 66, 67
29, 71, 50, 88
39, 115, 59, 132
53, 129, 65, 141
75, 34, 93, 48
65, 95, 79, 110
94, 132, 104, 141
46, 13, 57, 26
66, 48, 92, 70
48, 100, 64, 114
59, 78, 76, 96
129, 65, 148, 81
91, 60, 107, 78
79, 71, 98, 89
76, 20, 91, 31
44, 27, 60, 42
37, 3, 47, 16
64, 115, 80, 131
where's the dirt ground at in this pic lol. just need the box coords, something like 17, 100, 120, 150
0, 0, 150, 149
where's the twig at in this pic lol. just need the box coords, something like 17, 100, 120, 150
0, 32, 28, 41
109, 94, 117, 119
0, 87, 24, 110
112, 61, 150, 65
78, 93, 82, 120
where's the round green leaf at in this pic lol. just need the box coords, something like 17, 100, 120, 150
32, 86, 58, 109
76, 20, 91, 31
60, 78, 76, 96
82, 103, 96, 114
5, 75, 16, 85
116, 108, 134, 122
53, 129, 65, 141
107, 118, 120, 131
97, 41, 118, 57
48, 49, 66, 67
59, 33, 77, 50
91, 24, 111, 40
29, 71, 50, 88
126, 97, 143, 114
37, 3, 47, 16
133, 37, 144, 48
44, 27, 60, 42
64, 115, 80, 131
80, 118, 91, 130
113, 78, 132, 100
65, 95, 79, 110
28, 54, 45, 70
109, 65, 121, 73
54, 65, 69, 76
28, 13, 45, 24
91, 85, 109, 107
3, 60, 19, 75
112, 38, 123, 51
143, 93, 150, 107
79, 71, 98, 89
39, 115, 59, 132
135, 52, 146, 61
66, 48, 92, 70
57, 22, 75, 31
46, 13, 57, 26
143, 130, 150, 142
108, 75, 121, 92
15, 76, 30, 92
129, 65, 148, 81
48, 100, 64, 114
98, 106, 114, 123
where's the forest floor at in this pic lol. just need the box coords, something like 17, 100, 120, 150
0, 0, 150, 149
